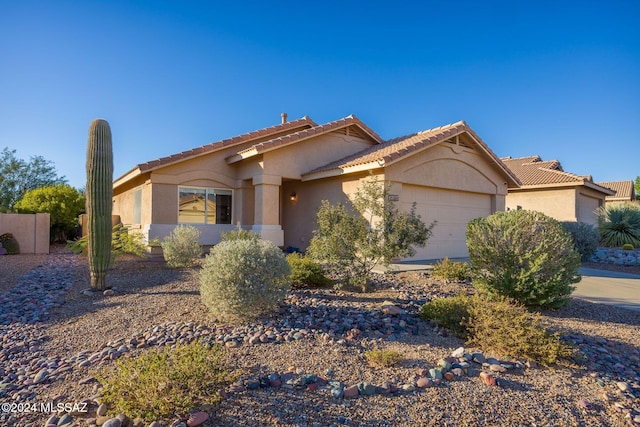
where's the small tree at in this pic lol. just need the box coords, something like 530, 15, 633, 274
14, 184, 85, 241
307, 176, 435, 290
0, 147, 66, 211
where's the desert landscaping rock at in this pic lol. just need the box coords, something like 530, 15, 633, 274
1, 249, 639, 426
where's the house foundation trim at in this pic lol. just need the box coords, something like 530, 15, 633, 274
251, 224, 284, 246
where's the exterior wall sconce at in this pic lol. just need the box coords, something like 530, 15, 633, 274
290, 192, 297, 201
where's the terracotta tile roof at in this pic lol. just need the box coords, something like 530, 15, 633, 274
303, 121, 520, 186
227, 115, 383, 163
596, 180, 636, 201
501, 156, 578, 185
501, 155, 614, 194
135, 116, 317, 173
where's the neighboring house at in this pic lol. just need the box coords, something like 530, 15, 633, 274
595, 180, 637, 206
113, 114, 520, 260
501, 156, 614, 225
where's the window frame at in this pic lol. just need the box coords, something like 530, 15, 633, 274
177, 186, 233, 225
133, 188, 142, 225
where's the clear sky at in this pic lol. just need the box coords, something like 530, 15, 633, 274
1, 0, 639, 189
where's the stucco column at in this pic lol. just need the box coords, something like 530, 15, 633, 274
252, 174, 284, 246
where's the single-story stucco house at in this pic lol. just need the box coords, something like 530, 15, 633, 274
501, 155, 614, 225
112, 114, 520, 260
595, 180, 637, 207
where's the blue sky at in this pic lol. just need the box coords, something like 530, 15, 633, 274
1, 1, 639, 189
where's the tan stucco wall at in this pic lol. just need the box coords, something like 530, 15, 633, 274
505, 188, 577, 221
281, 172, 380, 250
386, 144, 508, 196
261, 133, 374, 179
112, 174, 150, 227
0, 213, 50, 254
112, 182, 151, 226
506, 186, 607, 225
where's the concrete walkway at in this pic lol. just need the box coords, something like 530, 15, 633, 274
574, 267, 640, 312
378, 261, 640, 312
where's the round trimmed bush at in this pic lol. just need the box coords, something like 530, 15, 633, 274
161, 225, 202, 268
200, 239, 290, 322
466, 210, 581, 309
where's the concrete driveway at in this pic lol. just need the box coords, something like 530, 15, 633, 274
381, 261, 640, 312
574, 267, 640, 312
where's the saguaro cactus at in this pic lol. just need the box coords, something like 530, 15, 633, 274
86, 119, 113, 290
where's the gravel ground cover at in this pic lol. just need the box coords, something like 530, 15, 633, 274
0, 247, 639, 427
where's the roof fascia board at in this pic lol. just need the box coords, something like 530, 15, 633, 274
511, 181, 613, 193
583, 180, 616, 195
302, 161, 384, 181
113, 168, 142, 189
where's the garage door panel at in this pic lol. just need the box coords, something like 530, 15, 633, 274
401, 186, 492, 260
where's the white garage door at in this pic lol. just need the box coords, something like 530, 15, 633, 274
400, 185, 493, 261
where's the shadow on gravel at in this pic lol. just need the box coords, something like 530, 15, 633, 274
542, 298, 640, 326
38, 257, 201, 325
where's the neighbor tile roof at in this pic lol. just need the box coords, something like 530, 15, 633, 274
227, 115, 382, 163
135, 116, 317, 173
501, 156, 614, 194
303, 121, 520, 186
596, 180, 636, 201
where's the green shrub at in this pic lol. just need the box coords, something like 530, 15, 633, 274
286, 252, 332, 288
466, 210, 581, 309
622, 243, 634, 250
111, 224, 148, 258
14, 184, 85, 242
161, 225, 202, 268
421, 295, 574, 366
365, 349, 403, 368
200, 238, 290, 322
220, 228, 260, 242
95, 340, 231, 422
0, 233, 20, 255
431, 257, 469, 282
419, 293, 472, 337
66, 224, 148, 261
597, 203, 640, 247
465, 295, 574, 366
561, 221, 600, 261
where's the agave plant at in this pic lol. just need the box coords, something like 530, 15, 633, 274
596, 203, 640, 247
